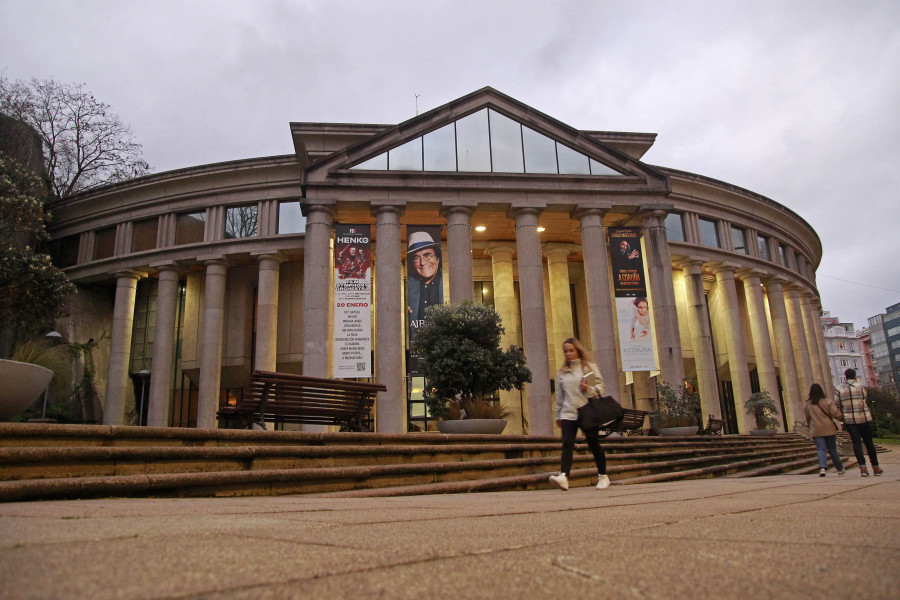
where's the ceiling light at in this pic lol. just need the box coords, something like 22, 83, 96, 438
475, 225, 486, 232
537, 226, 546, 232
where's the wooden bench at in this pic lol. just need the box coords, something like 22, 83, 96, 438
600, 408, 648, 437
216, 371, 386, 432
698, 414, 725, 436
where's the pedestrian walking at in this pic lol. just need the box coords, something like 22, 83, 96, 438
548, 338, 610, 491
805, 383, 845, 476
836, 369, 882, 476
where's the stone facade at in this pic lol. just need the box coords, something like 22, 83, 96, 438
46, 88, 830, 434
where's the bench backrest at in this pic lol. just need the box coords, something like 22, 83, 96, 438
243, 371, 386, 423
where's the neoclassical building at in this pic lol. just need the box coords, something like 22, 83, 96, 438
47, 88, 830, 435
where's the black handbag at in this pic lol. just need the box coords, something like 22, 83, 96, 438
578, 395, 625, 430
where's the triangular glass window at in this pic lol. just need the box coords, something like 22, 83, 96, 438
351, 108, 626, 176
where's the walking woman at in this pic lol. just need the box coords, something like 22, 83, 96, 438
549, 338, 610, 491
804, 383, 845, 477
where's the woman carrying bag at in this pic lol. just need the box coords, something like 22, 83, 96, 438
548, 338, 610, 491
804, 383, 845, 477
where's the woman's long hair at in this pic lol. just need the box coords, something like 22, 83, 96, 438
808, 383, 826, 405
562, 337, 594, 369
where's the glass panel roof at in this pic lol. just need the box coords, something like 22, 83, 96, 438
351, 108, 625, 176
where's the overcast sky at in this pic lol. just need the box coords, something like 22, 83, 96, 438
3, 0, 899, 331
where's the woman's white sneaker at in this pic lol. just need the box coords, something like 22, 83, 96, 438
596, 474, 610, 489
549, 473, 569, 491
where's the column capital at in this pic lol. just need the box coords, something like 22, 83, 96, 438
708, 261, 742, 276
735, 267, 768, 282
253, 252, 284, 263
638, 203, 675, 221
484, 242, 516, 258
542, 242, 577, 260
113, 270, 144, 281
150, 261, 182, 275
203, 258, 230, 270
571, 203, 610, 221
508, 205, 544, 221
441, 204, 476, 218
673, 256, 707, 274
300, 201, 336, 218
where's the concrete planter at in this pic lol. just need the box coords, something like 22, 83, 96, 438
750, 428, 777, 436
437, 419, 507, 434
658, 425, 699, 437
0, 359, 54, 420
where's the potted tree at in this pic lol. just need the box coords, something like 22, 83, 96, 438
744, 390, 781, 435
411, 301, 531, 434
655, 379, 702, 436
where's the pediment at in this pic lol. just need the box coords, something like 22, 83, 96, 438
303, 87, 667, 186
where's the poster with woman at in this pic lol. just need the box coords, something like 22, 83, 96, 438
609, 227, 657, 371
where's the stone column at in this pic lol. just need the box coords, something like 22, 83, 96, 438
197, 260, 228, 429
574, 207, 619, 395
711, 263, 753, 431
811, 298, 833, 398
765, 278, 801, 425
799, 291, 827, 393
103, 271, 142, 425
486, 243, 524, 434
677, 258, 720, 419
373, 204, 404, 433
785, 284, 814, 403
543, 244, 575, 368
301, 203, 334, 377
510, 206, 553, 435
147, 265, 180, 428
642, 209, 685, 387
254, 253, 283, 372
738, 269, 781, 429
444, 205, 475, 304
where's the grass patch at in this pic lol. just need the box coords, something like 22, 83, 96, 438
874, 438, 900, 445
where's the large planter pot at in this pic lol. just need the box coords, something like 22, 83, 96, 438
658, 425, 699, 437
437, 419, 507, 434
0, 359, 54, 421
749, 428, 776, 436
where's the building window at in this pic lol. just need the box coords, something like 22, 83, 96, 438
699, 217, 719, 248
224, 204, 258, 239
278, 201, 306, 234
836, 340, 845, 349
93, 226, 116, 260
730, 225, 748, 254
778, 243, 790, 267
353, 107, 624, 176
757, 234, 770, 261
175, 211, 206, 245
665, 213, 685, 242
841, 359, 849, 367
48, 234, 80, 268
132, 218, 158, 253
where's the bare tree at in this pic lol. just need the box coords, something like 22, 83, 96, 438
0, 77, 150, 199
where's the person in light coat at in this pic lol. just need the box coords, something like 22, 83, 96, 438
548, 338, 610, 491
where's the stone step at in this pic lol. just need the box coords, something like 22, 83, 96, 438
0, 423, 830, 501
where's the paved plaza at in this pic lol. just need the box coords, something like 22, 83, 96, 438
1, 450, 898, 599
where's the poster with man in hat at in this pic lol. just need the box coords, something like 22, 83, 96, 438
406, 226, 443, 341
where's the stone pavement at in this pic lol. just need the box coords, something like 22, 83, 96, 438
1, 450, 898, 600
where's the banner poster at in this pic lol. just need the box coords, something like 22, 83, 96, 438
406, 225, 444, 374
333, 224, 372, 378
608, 227, 657, 372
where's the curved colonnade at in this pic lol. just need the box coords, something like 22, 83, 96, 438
46, 89, 829, 435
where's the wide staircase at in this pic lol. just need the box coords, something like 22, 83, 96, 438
0, 422, 861, 502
